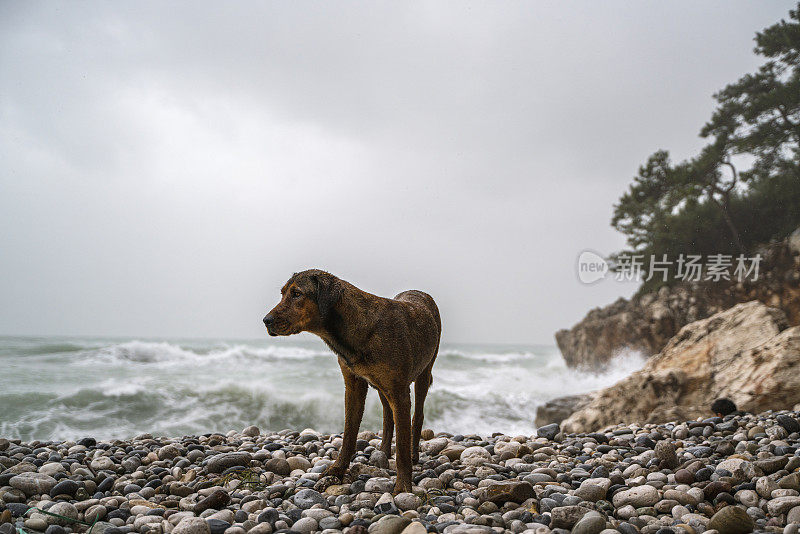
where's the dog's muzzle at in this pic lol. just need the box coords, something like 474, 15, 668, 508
263, 315, 278, 336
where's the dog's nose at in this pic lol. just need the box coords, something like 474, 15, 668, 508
263, 315, 274, 327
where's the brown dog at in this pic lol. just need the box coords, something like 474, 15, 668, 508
263, 269, 441, 493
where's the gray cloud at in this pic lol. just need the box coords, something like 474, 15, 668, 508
0, 1, 793, 343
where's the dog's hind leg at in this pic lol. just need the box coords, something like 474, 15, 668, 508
378, 390, 394, 458
411, 364, 433, 464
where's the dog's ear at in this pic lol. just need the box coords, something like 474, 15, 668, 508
314, 273, 343, 323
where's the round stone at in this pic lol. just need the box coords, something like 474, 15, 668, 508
674, 469, 694, 484
365, 477, 395, 493
286, 455, 312, 472
537, 423, 560, 441
290, 517, 317, 533
264, 458, 291, 476
194, 489, 230, 514
50, 479, 80, 498
158, 445, 181, 460
460, 446, 491, 466
293, 488, 325, 509
707, 506, 754, 534
370, 515, 412, 534
89, 457, 116, 471
242, 425, 260, 437
10, 472, 57, 496
571, 512, 606, 534
394, 492, 422, 511
206, 519, 230, 534
206, 452, 251, 474
45, 526, 67, 534
612, 485, 660, 508
318, 516, 341, 530
655, 441, 679, 468
173, 517, 211, 534
370, 450, 389, 469
46, 503, 78, 526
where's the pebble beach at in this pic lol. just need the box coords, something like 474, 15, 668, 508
2, 411, 800, 534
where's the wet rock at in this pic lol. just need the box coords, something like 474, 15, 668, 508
394, 492, 422, 511
194, 489, 230, 514
571, 512, 607, 534
537, 423, 560, 441
89, 457, 115, 471
460, 446, 491, 466
375, 492, 399, 515
707, 506, 754, 534
46, 502, 78, 526
422, 438, 449, 456
10, 472, 58, 496
264, 458, 291, 476
293, 488, 326, 509
613, 486, 660, 508
50, 479, 80, 498
242, 425, 260, 437
158, 444, 181, 460
45, 526, 66, 534
476, 481, 534, 504
206, 452, 251, 473
371, 515, 411, 534
206, 519, 230, 534
777, 414, 800, 433
655, 440, 679, 469
173, 516, 212, 534
550, 505, 589, 529
286, 455, 311, 471
370, 450, 390, 469
768, 496, 800, 515
535, 394, 593, 426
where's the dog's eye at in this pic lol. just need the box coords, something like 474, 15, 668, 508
291, 290, 302, 299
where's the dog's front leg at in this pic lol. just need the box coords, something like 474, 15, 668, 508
325, 365, 368, 480
388, 385, 412, 494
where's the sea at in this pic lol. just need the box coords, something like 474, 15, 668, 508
0, 336, 645, 442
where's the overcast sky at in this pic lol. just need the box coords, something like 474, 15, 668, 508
0, 1, 794, 344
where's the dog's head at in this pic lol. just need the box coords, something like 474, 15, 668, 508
263, 269, 343, 336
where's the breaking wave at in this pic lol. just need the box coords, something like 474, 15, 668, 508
0, 336, 645, 441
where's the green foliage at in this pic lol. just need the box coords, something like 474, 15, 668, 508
703, 3, 800, 166
612, 3, 800, 293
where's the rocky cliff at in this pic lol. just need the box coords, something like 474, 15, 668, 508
560, 301, 800, 433
556, 228, 800, 369
533, 393, 592, 427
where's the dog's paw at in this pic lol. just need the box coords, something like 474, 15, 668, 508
314, 475, 342, 492
392, 480, 412, 495
321, 464, 347, 480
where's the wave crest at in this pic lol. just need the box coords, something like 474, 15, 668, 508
77, 340, 330, 366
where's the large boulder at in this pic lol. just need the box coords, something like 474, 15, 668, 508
535, 393, 593, 427
562, 301, 800, 433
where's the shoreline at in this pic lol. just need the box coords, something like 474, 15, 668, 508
1, 410, 799, 534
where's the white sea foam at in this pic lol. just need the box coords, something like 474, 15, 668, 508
74, 340, 329, 367
0, 336, 646, 441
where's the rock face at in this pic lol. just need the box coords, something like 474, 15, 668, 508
534, 393, 592, 427
562, 301, 800, 433
556, 232, 800, 369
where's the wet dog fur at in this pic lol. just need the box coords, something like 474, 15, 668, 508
263, 269, 441, 493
